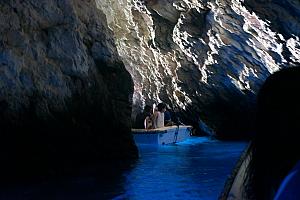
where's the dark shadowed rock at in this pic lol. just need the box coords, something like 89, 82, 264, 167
243, 0, 300, 39
243, 0, 300, 64
0, 0, 137, 178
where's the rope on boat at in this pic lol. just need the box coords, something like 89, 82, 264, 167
173, 125, 179, 143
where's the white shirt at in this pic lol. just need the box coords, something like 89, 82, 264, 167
154, 111, 164, 128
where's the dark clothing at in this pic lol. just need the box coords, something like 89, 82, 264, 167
171, 111, 181, 125
135, 112, 149, 129
274, 160, 300, 200
164, 110, 171, 124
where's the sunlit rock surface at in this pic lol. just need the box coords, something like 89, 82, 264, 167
96, 0, 300, 138
0, 0, 137, 176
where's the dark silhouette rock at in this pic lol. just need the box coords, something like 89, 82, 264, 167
0, 0, 137, 178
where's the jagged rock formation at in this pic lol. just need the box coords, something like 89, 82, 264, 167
96, 0, 300, 138
0, 0, 137, 176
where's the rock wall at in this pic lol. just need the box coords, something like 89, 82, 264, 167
96, 0, 300, 138
0, 0, 137, 175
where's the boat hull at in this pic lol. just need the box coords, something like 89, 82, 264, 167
132, 125, 192, 145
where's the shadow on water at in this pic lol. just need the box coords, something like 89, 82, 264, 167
0, 137, 247, 200
0, 160, 137, 200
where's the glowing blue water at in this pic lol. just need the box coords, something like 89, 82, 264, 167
114, 137, 247, 200
0, 137, 247, 200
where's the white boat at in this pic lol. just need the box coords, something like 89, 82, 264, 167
132, 125, 192, 145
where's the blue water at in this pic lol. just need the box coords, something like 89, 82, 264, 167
115, 137, 247, 200
0, 137, 247, 200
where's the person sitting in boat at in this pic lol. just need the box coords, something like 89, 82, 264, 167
144, 112, 153, 130
164, 105, 174, 126
135, 105, 153, 129
171, 107, 185, 126
152, 103, 166, 129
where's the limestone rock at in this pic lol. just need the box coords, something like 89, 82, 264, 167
97, 0, 300, 138
0, 0, 137, 175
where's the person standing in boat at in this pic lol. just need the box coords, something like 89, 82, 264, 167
152, 103, 166, 129
135, 105, 153, 129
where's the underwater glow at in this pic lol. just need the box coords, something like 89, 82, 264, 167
114, 137, 247, 200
